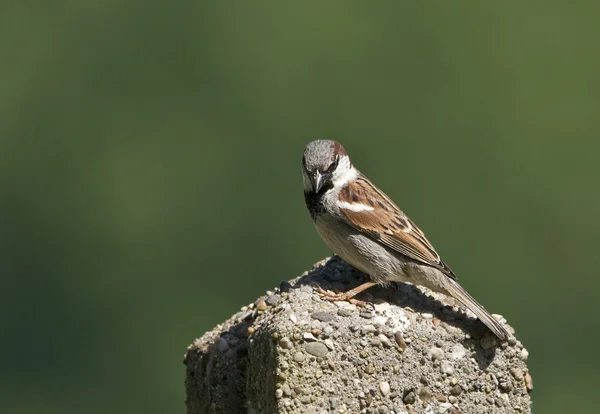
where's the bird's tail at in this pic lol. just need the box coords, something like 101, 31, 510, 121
444, 278, 509, 341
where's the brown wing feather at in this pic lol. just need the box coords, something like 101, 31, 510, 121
338, 176, 456, 279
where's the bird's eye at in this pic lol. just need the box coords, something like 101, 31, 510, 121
327, 157, 339, 172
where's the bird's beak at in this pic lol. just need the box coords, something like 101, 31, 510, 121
313, 171, 324, 193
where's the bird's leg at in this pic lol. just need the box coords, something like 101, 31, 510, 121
316, 281, 377, 308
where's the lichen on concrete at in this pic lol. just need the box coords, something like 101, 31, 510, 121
185, 257, 532, 413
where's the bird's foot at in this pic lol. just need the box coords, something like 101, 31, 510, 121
315, 287, 372, 309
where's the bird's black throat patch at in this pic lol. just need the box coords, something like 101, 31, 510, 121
304, 191, 326, 221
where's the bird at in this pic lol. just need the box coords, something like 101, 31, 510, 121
301, 139, 509, 340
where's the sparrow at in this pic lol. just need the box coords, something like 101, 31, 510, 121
301, 139, 509, 340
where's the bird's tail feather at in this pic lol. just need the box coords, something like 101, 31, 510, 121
445, 278, 509, 341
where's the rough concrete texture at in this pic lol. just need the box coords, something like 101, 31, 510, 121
185, 257, 532, 414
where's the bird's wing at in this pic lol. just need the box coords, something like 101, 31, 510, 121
336, 175, 456, 279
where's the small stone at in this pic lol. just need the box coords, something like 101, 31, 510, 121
379, 334, 393, 348
499, 382, 512, 393
359, 312, 373, 319
328, 361, 335, 370
279, 280, 292, 293
450, 384, 462, 396
293, 352, 306, 363
372, 315, 388, 326
450, 344, 466, 360
374, 301, 392, 311
359, 350, 369, 358
289, 314, 297, 324
480, 335, 497, 350
214, 337, 229, 353
324, 339, 335, 350
275, 389, 283, 398
524, 372, 534, 392
495, 397, 504, 407
418, 387, 433, 403
311, 311, 335, 322
266, 294, 280, 306
247, 326, 255, 334
440, 361, 454, 375
305, 342, 329, 357
491, 313, 505, 322
520, 348, 529, 361
394, 331, 407, 353
303, 332, 318, 341
334, 301, 357, 311
403, 391, 416, 405
448, 396, 458, 404
510, 367, 523, 380
256, 300, 267, 311
337, 309, 352, 317
362, 324, 378, 333
380, 381, 391, 396
364, 363, 376, 374
283, 385, 292, 396
432, 317, 441, 326
279, 337, 293, 349
429, 347, 444, 361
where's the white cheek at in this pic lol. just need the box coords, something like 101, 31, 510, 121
332, 156, 357, 187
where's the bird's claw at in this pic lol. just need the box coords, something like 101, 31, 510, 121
315, 287, 373, 309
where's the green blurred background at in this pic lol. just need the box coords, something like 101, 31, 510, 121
1, 1, 598, 413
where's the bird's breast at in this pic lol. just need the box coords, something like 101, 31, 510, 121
313, 214, 411, 285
